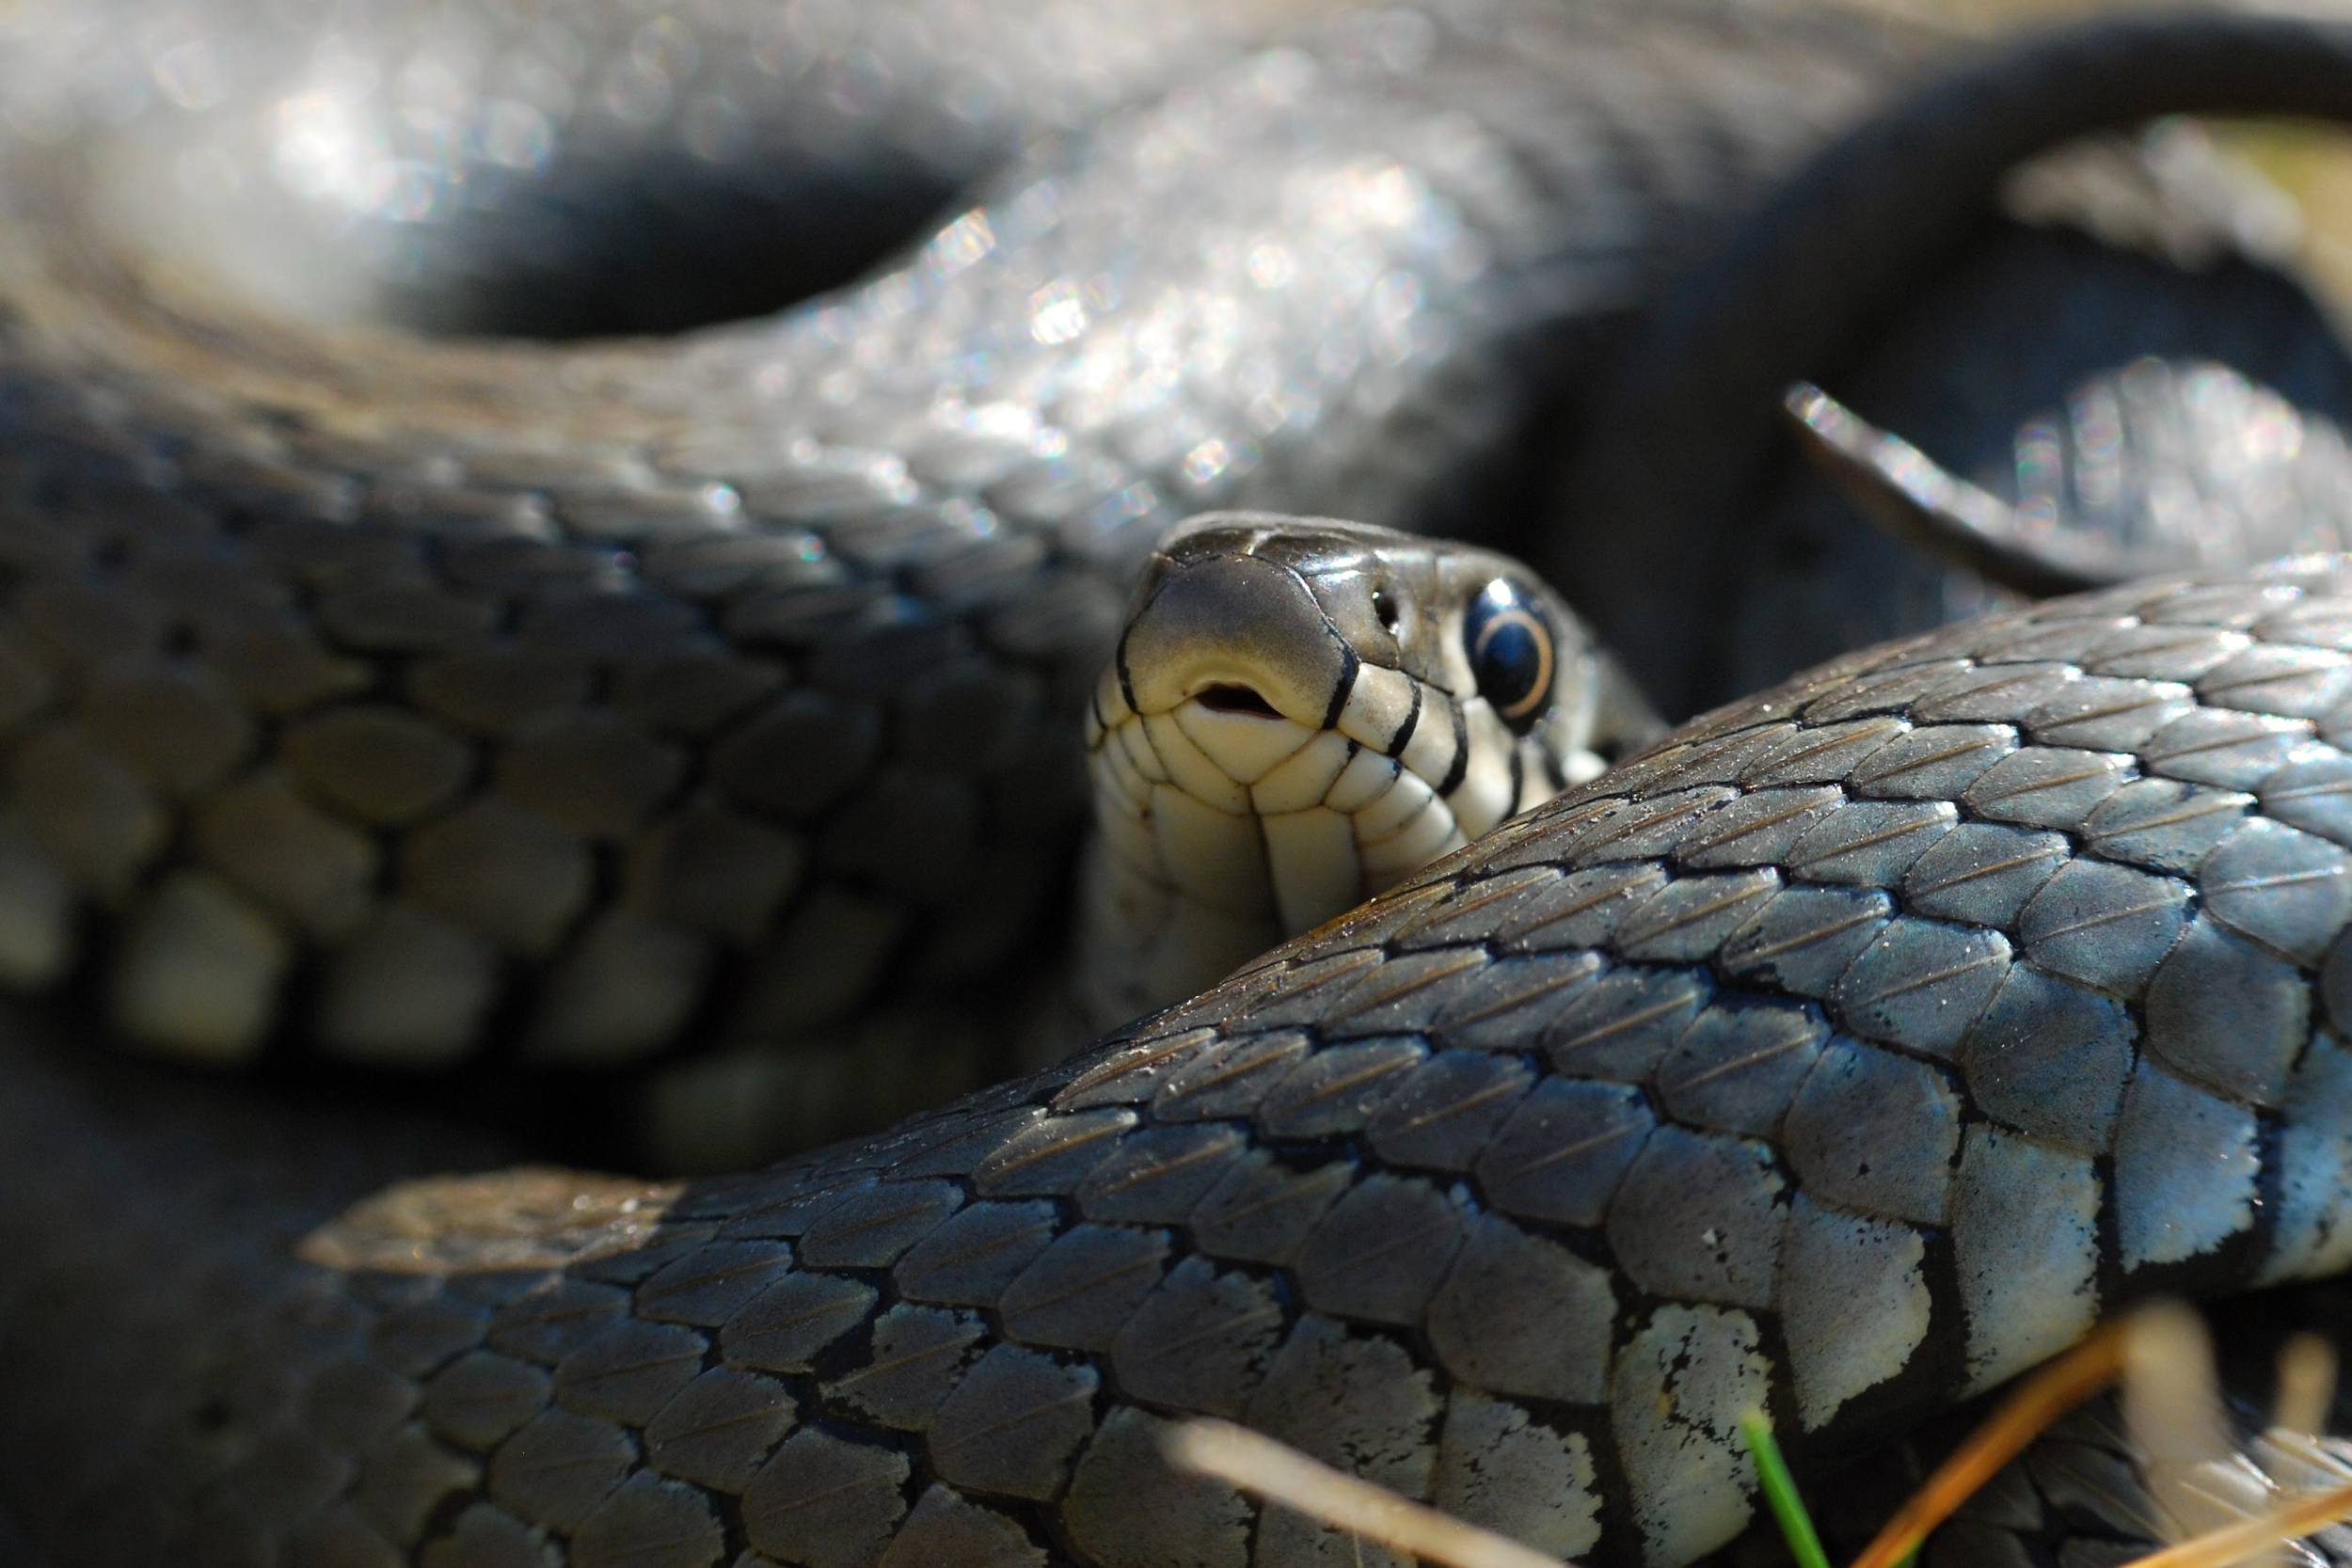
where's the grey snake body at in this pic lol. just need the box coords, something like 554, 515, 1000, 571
0, 0, 1942, 1154
14, 1, 2352, 1565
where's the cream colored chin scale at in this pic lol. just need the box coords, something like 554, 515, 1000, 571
1078, 512, 1661, 1030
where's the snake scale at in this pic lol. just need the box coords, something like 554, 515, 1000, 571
14, 0, 2352, 1564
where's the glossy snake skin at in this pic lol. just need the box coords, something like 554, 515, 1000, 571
13, 0, 2352, 1565
20, 558, 2352, 1568
0, 0, 2008, 1169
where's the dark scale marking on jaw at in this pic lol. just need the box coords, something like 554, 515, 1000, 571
1322, 641, 1360, 734
1115, 638, 1142, 722
1438, 696, 1472, 799
1385, 680, 1424, 761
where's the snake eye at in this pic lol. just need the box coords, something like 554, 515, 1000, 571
1464, 577, 1554, 729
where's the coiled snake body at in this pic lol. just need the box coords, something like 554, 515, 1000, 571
0, 0, 1946, 1157
13, 0, 2352, 1565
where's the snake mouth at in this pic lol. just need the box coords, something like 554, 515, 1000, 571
1192, 683, 1284, 720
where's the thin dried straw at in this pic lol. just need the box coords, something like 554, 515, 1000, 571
1168, 1309, 2352, 1568
1166, 1418, 1570, 1568
2274, 1334, 2340, 1441
2122, 1304, 2239, 1544
2116, 1478, 2352, 1568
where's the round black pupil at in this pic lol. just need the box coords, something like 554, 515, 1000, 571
1476, 616, 1542, 706
1467, 580, 1550, 727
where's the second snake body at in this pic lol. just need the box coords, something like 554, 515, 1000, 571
15, 557, 2352, 1566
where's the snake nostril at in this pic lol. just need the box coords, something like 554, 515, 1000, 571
1194, 683, 1282, 719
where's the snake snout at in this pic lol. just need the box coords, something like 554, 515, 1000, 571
1118, 552, 1350, 730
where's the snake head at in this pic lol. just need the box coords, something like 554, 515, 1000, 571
1076, 510, 1655, 1028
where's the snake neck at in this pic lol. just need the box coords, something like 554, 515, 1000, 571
1076, 693, 1616, 1033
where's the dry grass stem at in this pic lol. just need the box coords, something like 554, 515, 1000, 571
1848, 1321, 2134, 1568
2122, 1304, 2237, 1542
1166, 1418, 1569, 1568
2273, 1335, 2340, 1441
1170, 1310, 2352, 1568
2117, 1478, 2352, 1568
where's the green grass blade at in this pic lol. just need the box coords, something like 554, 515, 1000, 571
1740, 1409, 1833, 1568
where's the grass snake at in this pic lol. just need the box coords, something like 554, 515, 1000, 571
13, 1, 2352, 1565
